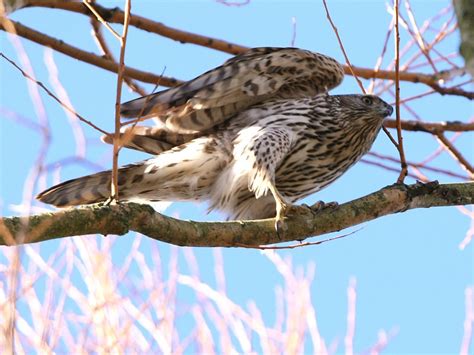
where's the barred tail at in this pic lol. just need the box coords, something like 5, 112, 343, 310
36, 164, 144, 207
36, 171, 112, 207
37, 136, 225, 208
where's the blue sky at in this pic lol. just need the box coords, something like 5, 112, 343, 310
1, 0, 473, 353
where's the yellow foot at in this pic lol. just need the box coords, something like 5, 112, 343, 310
274, 204, 315, 234
274, 202, 339, 234
274, 201, 291, 235
103, 196, 119, 206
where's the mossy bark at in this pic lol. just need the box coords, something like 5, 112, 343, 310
1, 182, 473, 247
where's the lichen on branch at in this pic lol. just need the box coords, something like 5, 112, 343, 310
1, 182, 473, 247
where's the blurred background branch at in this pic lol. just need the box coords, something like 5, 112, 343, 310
454, 0, 474, 76
2, 0, 473, 98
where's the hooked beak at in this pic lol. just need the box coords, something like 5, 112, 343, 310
384, 104, 394, 117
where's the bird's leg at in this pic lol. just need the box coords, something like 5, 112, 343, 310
268, 183, 290, 232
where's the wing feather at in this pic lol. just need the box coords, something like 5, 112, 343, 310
120, 47, 344, 134
101, 126, 199, 155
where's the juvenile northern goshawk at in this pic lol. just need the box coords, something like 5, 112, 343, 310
37, 47, 393, 228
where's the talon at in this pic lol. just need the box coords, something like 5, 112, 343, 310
311, 200, 338, 212
274, 204, 289, 233
104, 196, 118, 206
275, 218, 287, 236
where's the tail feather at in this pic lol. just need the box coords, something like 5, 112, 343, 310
36, 163, 148, 207
37, 137, 226, 208
36, 170, 112, 207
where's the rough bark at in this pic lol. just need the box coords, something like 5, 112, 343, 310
1, 182, 473, 247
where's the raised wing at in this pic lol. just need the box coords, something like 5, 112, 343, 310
101, 126, 199, 155
120, 47, 344, 134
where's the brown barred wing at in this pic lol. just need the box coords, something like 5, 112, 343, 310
119, 47, 344, 134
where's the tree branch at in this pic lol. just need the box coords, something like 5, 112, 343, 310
0, 19, 182, 87
4, 20, 471, 136
1, 182, 473, 247
22, 0, 248, 54
384, 118, 474, 133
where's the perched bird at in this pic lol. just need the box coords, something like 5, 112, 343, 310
37, 47, 393, 229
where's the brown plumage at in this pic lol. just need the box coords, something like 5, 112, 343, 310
37, 47, 392, 228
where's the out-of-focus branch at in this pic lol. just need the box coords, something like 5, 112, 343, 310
0, 19, 182, 87
435, 133, 474, 177
1, 182, 473, 247
384, 119, 474, 133
1, 19, 471, 138
8, 0, 474, 98
85, 0, 148, 95
454, 0, 474, 76
0, 51, 108, 135
21, 0, 247, 53
90, 18, 147, 96
394, 0, 408, 183
322, 0, 365, 92
367, 151, 470, 181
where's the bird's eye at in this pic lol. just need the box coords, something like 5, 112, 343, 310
362, 96, 373, 105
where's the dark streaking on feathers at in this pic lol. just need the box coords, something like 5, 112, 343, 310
37, 47, 393, 227
119, 47, 344, 134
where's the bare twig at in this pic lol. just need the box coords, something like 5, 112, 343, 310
11, 0, 474, 98
435, 133, 474, 177
345, 278, 357, 355
82, 0, 121, 40
89, 14, 147, 96
0, 52, 108, 135
367, 151, 469, 180
44, 49, 87, 158
0, 20, 181, 87
460, 286, 474, 355
321, 0, 401, 158
361, 158, 422, 181
110, 0, 132, 201
322, 0, 365, 93
384, 118, 474, 133
394, 0, 408, 183
403, 0, 438, 73
395, 79, 473, 105
236, 230, 357, 250
368, 19, 394, 94
24, 0, 247, 54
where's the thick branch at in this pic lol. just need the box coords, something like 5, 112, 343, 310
13, 0, 474, 98
1, 182, 473, 247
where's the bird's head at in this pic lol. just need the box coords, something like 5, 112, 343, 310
335, 94, 393, 122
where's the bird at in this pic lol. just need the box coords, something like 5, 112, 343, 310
36, 47, 393, 230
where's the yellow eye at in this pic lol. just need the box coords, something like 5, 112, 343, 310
362, 96, 373, 105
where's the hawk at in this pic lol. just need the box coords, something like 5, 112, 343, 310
37, 47, 393, 229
